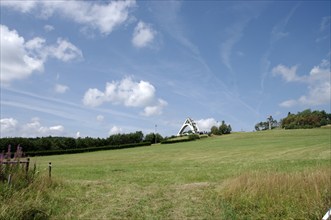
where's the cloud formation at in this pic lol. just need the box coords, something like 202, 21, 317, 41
196, 118, 219, 132
273, 59, 331, 107
272, 65, 300, 82
44, 24, 54, 32
220, 20, 250, 71
1, 0, 136, 35
96, 115, 105, 122
0, 117, 65, 137
132, 21, 156, 48
142, 99, 167, 116
54, 84, 69, 94
0, 25, 44, 83
0, 25, 82, 84
109, 126, 122, 135
83, 77, 167, 116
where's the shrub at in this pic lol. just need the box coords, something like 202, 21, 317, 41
161, 135, 199, 144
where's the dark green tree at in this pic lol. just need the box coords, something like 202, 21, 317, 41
144, 133, 163, 143
210, 126, 219, 135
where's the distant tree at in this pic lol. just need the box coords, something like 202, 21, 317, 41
210, 126, 219, 135
64, 137, 76, 149
255, 116, 278, 131
210, 121, 232, 135
144, 133, 163, 143
280, 109, 331, 129
76, 137, 88, 148
219, 121, 228, 134
227, 125, 232, 133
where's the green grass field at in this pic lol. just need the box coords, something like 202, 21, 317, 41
1, 128, 330, 219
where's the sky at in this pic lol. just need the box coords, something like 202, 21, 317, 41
0, 0, 330, 138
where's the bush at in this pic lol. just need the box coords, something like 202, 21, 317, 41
161, 135, 199, 144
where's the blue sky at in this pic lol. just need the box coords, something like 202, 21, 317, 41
0, 0, 330, 138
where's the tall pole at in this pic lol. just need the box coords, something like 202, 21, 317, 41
268, 116, 273, 130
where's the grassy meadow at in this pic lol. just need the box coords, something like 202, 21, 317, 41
1, 128, 330, 219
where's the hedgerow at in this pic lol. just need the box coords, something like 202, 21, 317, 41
26, 142, 151, 156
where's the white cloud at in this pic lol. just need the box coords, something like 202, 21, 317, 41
96, 115, 104, 122
21, 118, 64, 137
275, 59, 331, 107
76, 131, 81, 138
280, 82, 330, 108
54, 84, 69, 94
83, 77, 167, 116
0, 25, 83, 84
83, 77, 152, 107
0, 118, 18, 136
0, 1, 37, 13
1, 0, 136, 35
82, 88, 107, 108
0, 117, 65, 137
25, 37, 46, 51
132, 21, 156, 48
272, 64, 300, 82
44, 24, 54, 32
196, 118, 219, 132
142, 99, 167, 116
279, 99, 297, 108
49, 125, 64, 132
109, 126, 122, 135
48, 38, 83, 62
0, 25, 44, 84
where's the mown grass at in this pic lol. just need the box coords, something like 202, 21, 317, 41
1, 128, 330, 219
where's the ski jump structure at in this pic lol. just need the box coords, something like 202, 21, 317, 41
177, 118, 200, 136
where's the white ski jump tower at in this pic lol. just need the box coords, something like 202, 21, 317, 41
177, 118, 200, 136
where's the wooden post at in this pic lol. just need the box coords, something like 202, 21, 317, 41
48, 162, 52, 178
8, 174, 11, 186
25, 158, 30, 175
33, 162, 36, 174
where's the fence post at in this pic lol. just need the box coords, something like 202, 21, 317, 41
7, 174, 11, 186
48, 162, 52, 178
25, 158, 30, 176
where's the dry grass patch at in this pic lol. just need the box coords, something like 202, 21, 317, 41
218, 168, 331, 219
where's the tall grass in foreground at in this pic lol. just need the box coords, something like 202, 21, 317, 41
219, 168, 331, 219
0, 174, 58, 220
0, 145, 55, 220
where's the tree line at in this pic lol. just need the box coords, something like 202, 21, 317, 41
255, 109, 331, 131
281, 109, 331, 129
0, 131, 163, 153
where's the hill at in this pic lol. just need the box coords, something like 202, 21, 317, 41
2, 128, 330, 219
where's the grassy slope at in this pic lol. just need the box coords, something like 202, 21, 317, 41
2, 129, 330, 219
